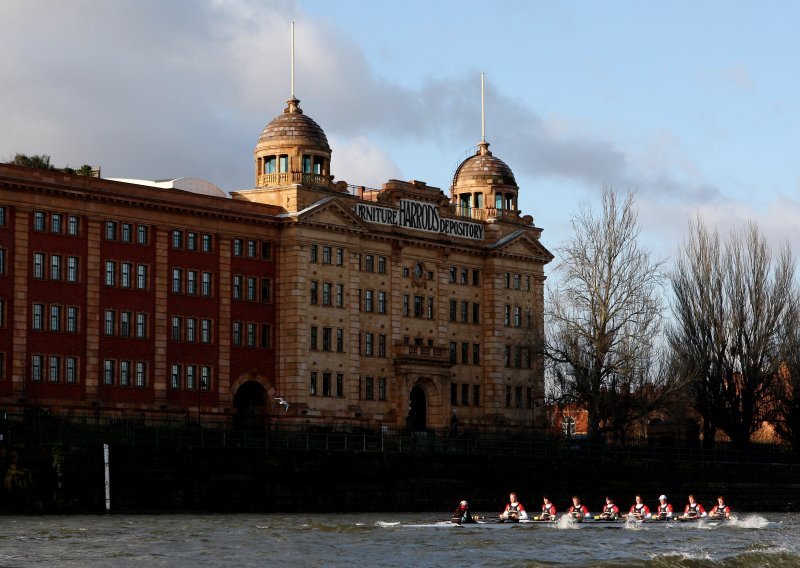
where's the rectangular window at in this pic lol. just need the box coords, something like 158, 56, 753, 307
450, 342, 457, 364
322, 246, 332, 264
136, 313, 147, 338
514, 306, 521, 327
365, 289, 373, 312
233, 275, 243, 300
413, 296, 423, 318
32, 303, 44, 331
246, 276, 257, 301
473, 385, 480, 407
402, 294, 409, 317
515, 386, 523, 408
105, 221, 117, 240
105, 261, 116, 287
505, 345, 511, 367
473, 343, 480, 365
365, 332, 374, 356
514, 274, 521, 290
188, 271, 198, 295
322, 327, 331, 351
121, 223, 132, 243
505, 272, 511, 288
246, 323, 257, 347
104, 310, 115, 336
449, 300, 457, 322
449, 267, 457, 283
310, 244, 318, 263
336, 284, 343, 307
505, 385, 512, 408
49, 355, 61, 382
66, 357, 78, 384
247, 240, 257, 258
461, 343, 469, 364
378, 377, 386, 401
201, 319, 212, 344
172, 230, 183, 249
137, 265, 148, 290
203, 234, 213, 253
261, 323, 270, 348
461, 301, 469, 323
261, 278, 270, 302
67, 256, 79, 283
451, 383, 458, 405
378, 256, 386, 274
170, 364, 181, 389
50, 255, 62, 280
514, 346, 522, 368
310, 280, 318, 304
200, 366, 211, 390
504, 305, 511, 326
120, 262, 132, 288
0, 206, 5, 227
172, 268, 183, 294
472, 303, 480, 324
462, 384, 469, 406
472, 269, 480, 286
202, 272, 213, 297
336, 373, 344, 397
49, 305, 62, 332
137, 225, 148, 245
0, 248, 5, 276
187, 317, 197, 342
104, 359, 115, 386
186, 365, 196, 390
66, 306, 78, 333
68, 215, 79, 236
365, 255, 374, 272
527, 387, 533, 409
336, 328, 344, 352
233, 238, 243, 256
310, 371, 317, 395
310, 326, 318, 350
322, 372, 331, 396
526, 275, 531, 291
34, 211, 46, 232
187, 232, 197, 251
378, 334, 386, 357
260, 240, 270, 259
136, 362, 146, 387
461, 268, 468, 285
336, 248, 344, 266
31, 354, 43, 382
120, 360, 130, 386
120, 311, 131, 337
323, 282, 332, 306
365, 376, 374, 400
171, 316, 182, 341
427, 297, 434, 319
33, 252, 45, 279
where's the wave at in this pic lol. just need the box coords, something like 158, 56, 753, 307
584, 550, 800, 568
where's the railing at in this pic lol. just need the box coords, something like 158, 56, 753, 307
257, 172, 331, 188
447, 205, 526, 224
393, 343, 451, 364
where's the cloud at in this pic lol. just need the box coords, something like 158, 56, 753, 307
328, 136, 403, 189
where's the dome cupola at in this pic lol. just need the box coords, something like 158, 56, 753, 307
451, 140, 520, 222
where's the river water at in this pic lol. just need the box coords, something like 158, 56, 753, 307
1, 513, 798, 567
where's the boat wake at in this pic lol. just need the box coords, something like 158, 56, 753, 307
556, 516, 581, 530
726, 514, 771, 529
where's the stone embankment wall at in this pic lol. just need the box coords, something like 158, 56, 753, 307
2, 445, 799, 513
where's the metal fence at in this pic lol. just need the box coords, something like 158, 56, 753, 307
1, 410, 797, 465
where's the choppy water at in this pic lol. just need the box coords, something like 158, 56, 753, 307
0, 513, 798, 567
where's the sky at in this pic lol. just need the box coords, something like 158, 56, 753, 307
2, 0, 799, 263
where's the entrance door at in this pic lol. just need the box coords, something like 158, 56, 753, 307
233, 381, 266, 429
408, 385, 427, 432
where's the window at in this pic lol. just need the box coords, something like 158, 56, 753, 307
472, 269, 480, 286
34, 211, 46, 232
32, 303, 44, 330
334, 283, 343, 308
504, 305, 511, 326
527, 387, 533, 409
462, 384, 469, 406
472, 343, 481, 365
526, 275, 531, 291
323, 282, 332, 306
50, 305, 62, 332
246, 323, 257, 347
310, 244, 318, 263
505, 385, 511, 408
513, 274, 521, 290
378, 377, 386, 401
378, 256, 386, 274
414, 296, 423, 318
31, 354, 43, 381
450, 267, 457, 283
322, 246, 332, 264
172, 230, 183, 249
377, 291, 386, 314
365, 332, 374, 356
203, 234, 213, 253
187, 232, 197, 251
170, 364, 181, 389
66, 357, 78, 384
310, 281, 318, 304
49, 355, 61, 382
247, 240, 257, 258
171, 316, 182, 341
186, 365, 196, 390
449, 300, 457, 321
460, 301, 468, 323
0, 300, 3, 328
378, 334, 386, 357
247, 276, 257, 301
136, 362, 147, 387
201, 319, 212, 344
265, 156, 276, 173
403, 294, 409, 317
514, 346, 522, 368
461, 268, 468, 285
187, 318, 197, 342
136, 313, 147, 338
121, 223, 132, 243
365, 255, 374, 272
514, 306, 521, 327
200, 366, 211, 390
261, 323, 270, 348
120, 312, 131, 337
461, 343, 469, 364
51, 213, 63, 234
104, 359, 115, 385
473, 385, 480, 407
336, 373, 344, 397
137, 225, 148, 245
322, 372, 331, 396
261, 278, 270, 302
120, 262, 132, 288
335, 248, 344, 266
233, 238, 243, 256
105, 221, 117, 240
472, 303, 480, 324
365, 376, 374, 400
33, 252, 45, 279
505, 345, 511, 367
0, 248, 5, 275
451, 382, 458, 405
504, 272, 511, 288
336, 328, 344, 352
68, 215, 80, 236
172, 268, 183, 294
449, 342, 457, 364
188, 271, 198, 295
279, 155, 288, 172
365, 289, 373, 312
203, 272, 213, 297
310, 326, 318, 350
233, 275, 243, 300
310, 372, 318, 396
120, 360, 131, 386
322, 327, 332, 351
260, 240, 270, 259
105, 261, 116, 287
67, 256, 79, 283
427, 297, 434, 319
50, 255, 62, 280
515, 386, 523, 408
66, 307, 78, 333
137, 265, 148, 290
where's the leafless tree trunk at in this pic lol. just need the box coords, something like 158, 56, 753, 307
669, 218, 796, 449
546, 187, 667, 442
768, 308, 800, 449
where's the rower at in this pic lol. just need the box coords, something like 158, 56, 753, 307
654, 495, 673, 519
627, 495, 650, 520
499, 492, 528, 521
598, 496, 620, 520
709, 496, 731, 519
539, 496, 557, 520
452, 500, 477, 524
568, 496, 590, 520
680, 494, 707, 519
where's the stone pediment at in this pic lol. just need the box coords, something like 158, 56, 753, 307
487, 229, 554, 262
294, 197, 369, 231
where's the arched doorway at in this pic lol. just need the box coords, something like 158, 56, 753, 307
408, 385, 427, 432
233, 381, 266, 429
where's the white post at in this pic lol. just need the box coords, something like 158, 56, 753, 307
481, 72, 485, 142
103, 443, 111, 512
291, 22, 295, 98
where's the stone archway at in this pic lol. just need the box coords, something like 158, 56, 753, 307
409, 385, 427, 432
232, 381, 267, 429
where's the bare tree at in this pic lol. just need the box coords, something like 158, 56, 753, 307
767, 309, 800, 449
546, 187, 667, 442
669, 218, 796, 449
